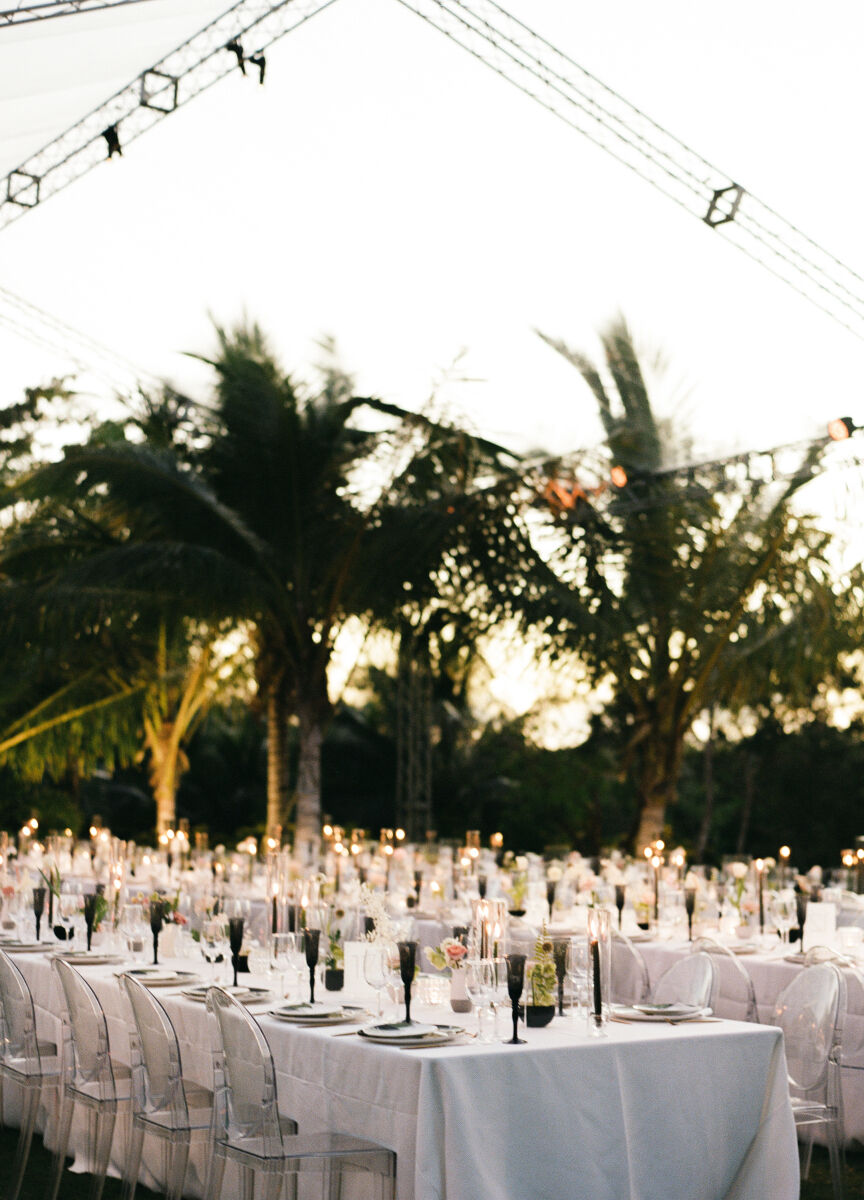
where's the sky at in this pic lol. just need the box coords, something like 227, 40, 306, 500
0, 0, 863, 464
1, 0, 864, 732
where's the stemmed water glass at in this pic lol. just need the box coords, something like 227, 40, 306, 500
303, 928, 321, 1004
465, 959, 494, 1041
398, 941, 418, 1023
770, 892, 797, 946
202, 917, 231, 983
504, 953, 526, 1045
271, 932, 299, 998
363, 942, 390, 1016
229, 917, 245, 988
32, 887, 46, 942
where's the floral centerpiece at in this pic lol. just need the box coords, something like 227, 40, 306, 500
526, 930, 556, 1008
425, 936, 470, 1011
424, 937, 468, 973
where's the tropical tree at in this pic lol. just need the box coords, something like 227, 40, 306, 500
539, 317, 864, 851
3, 327, 543, 852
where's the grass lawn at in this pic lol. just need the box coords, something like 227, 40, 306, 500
2, 1125, 862, 1198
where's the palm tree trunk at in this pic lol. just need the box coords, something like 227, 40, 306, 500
294, 701, 323, 865
265, 686, 289, 842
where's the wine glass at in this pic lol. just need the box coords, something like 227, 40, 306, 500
398, 941, 418, 1024
202, 917, 230, 983
770, 892, 797, 946
271, 932, 299, 998
614, 885, 626, 930
504, 953, 526, 1044
149, 900, 165, 965
363, 942, 390, 1016
32, 887, 46, 942
552, 939, 568, 1016
303, 928, 321, 1004
465, 959, 494, 1041
228, 917, 245, 987
119, 903, 147, 961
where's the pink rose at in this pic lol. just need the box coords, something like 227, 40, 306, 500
445, 943, 467, 964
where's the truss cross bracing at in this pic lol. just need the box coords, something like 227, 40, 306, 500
2, 0, 864, 345
0, 0, 152, 27
0, 0, 339, 228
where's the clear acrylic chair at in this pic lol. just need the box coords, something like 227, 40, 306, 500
772, 960, 846, 1200
610, 931, 650, 1005
120, 972, 213, 1200
691, 936, 759, 1022
50, 957, 131, 1200
205, 986, 396, 1200
650, 951, 717, 1009
0, 948, 61, 1200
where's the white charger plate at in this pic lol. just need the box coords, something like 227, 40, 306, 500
118, 968, 201, 987
358, 1023, 464, 1047
52, 951, 126, 966
612, 1004, 711, 1023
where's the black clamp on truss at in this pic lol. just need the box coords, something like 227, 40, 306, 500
704, 183, 745, 227
6, 171, 40, 207
139, 70, 179, 113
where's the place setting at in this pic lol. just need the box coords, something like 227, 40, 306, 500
610, 1002, 717, 1025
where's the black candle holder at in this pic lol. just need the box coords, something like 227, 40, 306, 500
504, 953, 526, 1044
398, 940, 418, 1023
303, 928, 321, 1004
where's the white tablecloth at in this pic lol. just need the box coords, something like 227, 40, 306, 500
11, 950, 798, 1200
636, 937, 864, 1146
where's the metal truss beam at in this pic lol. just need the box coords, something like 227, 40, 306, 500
1, 1, 152, 29
0, 0, 339, 230
394, 0, 864, 341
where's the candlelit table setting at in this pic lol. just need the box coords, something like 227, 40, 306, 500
5, 934, 799, 1200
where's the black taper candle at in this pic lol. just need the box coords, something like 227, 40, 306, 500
591, 937, 602, 1020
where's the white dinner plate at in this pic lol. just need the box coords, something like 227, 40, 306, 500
51, 951, 126, 966
268, 1003, 366, 1025
612, 1004, 712, 1023
0, 942, 46, 953
357, 1023, 464, 1047
181, 985, 271, 1004
627, 932, 655, 943
117, 968, 201, 987
360, 1021, 438, 1041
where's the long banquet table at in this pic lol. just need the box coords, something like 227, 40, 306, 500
636, 937, 864, 1146
10, 948, 799, 1200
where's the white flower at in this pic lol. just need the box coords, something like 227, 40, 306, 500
515, 855, 528, 870
684, 871, 701, 889
729, 862, 749, 880
546, 865, 563, 882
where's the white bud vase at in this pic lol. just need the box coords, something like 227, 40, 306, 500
450, 969, 471, 1013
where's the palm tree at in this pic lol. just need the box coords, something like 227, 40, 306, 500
539, 317, 863, 851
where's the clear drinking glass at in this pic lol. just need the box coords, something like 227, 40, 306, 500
363, 942, 391, 1016
770, 892, 797, 945
201, 916, 231, 983
465, 959, 494, 1041
566, 937, 590, 1019
270, 932, 299, 998
118, 903, 147, 961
